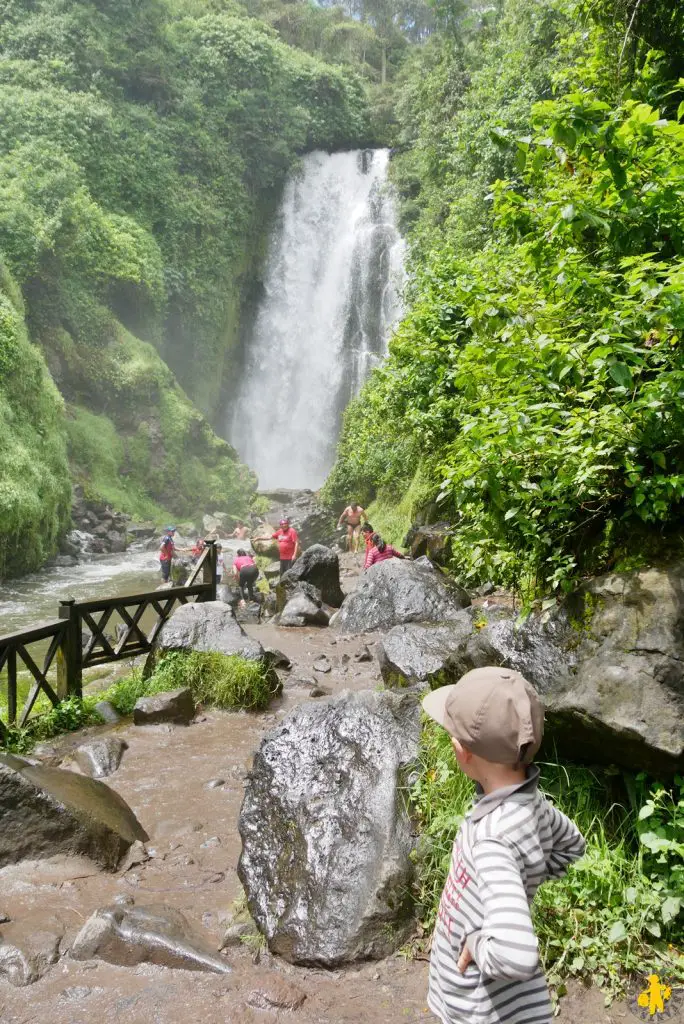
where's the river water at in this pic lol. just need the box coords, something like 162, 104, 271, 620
0, 540, 247, 638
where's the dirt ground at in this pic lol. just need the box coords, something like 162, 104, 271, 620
0, 553, 632, 1024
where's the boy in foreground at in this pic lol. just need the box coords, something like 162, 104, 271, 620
422, 667, 585, 1024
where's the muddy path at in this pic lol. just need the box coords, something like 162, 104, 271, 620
0, 554, 626, 1023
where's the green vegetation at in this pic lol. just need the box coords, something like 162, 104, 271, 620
0, 260, 70, 576
411, 720, 684, 999
1, 651, 277, 752
0, 0, 388, 575
325, 0, 684, 602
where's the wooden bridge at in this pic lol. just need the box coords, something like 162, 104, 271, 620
0, 541, 218, 743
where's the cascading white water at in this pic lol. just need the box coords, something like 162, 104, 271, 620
228, 149, 405, 489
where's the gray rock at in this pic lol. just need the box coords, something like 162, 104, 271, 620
408, 523, 453, 565
246, 977, 307, 1011
313, 655, 332, 674
334, 557, 471, 635
0, 753, 148, 870
73, 737, 127, 779
378, 617, 476, 688
264, 561, 282, 581
0, 914, 64, 987
107, 530, 127, 553
238, 690, 420, 965
538, 566, 684, 773
279, 545, 344, 608
157, 601, 264, 661
279, 579, 323, 607
263, 647, 292, 670
133, 688, 195, 726
279, 592, 330, 628
205, 778, 226, 790
309, 685, 332, 698
70, 904, 232, 974
94, 700, 121, 724
354, 645, 373, 663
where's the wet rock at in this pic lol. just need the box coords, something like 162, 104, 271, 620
133, 688, 195, 726
264, 561, 282, 581
61, 985, 103, 1000
0, 913, 9, 924
279, 592, 330, 628
70, 904, 232, 974
94, 700, 121, 724
538, 566, 684, 773
279, 545, 345, 608
354, 645, 373, 663
378, 617, 476, 689
0, 915, 64, 987
246, 977, 307, 1011
107, 529, 127, 553
309, 685, 331, 698
279, 579, 323, 606
263, 647, 292, 670
251, 526, 280, 559
0, 753, 148, 870
238, 690, 420, 966
408, 523, 453, 565
313, 655, 332, 674
119, 840, 150, 872
205, 778, 226, 790
157, 601, 265, 661
73, 737, 128, 779
335, 557, 471, 635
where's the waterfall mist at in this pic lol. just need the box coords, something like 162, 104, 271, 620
228, 149, 405, 490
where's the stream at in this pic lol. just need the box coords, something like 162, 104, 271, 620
0, 540, 247, 637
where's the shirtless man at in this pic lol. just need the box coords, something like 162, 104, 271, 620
231, 521, 250, 540
337, 502, 367, 553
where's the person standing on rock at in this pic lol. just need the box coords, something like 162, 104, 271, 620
159, 526, 176, 583
232, 521, 250, 540
365, 534, 404, 569
422, 668, 585, 1024
232, 548, 260, 602
272, 517, 300, 577
337, 502, 367, 553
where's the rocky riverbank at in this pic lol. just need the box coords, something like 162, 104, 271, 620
1, 546, 681, 1022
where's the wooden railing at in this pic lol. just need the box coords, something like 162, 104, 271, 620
0, 541, 217, 743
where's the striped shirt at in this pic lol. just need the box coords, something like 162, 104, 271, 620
428, 766, 585, 1024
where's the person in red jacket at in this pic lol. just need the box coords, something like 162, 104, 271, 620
272, 517, 300, 576
362, 522, 376, 569
366, 533, 405, 570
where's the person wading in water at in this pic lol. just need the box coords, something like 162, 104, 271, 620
159, 526, 176, 583
272, 517, 300, 576
337, 502, 367, 553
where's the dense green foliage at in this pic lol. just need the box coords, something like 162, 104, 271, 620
411, 720, 684, 997
325, 0, 684, 599
0, 0, 375, 573
0, 260, 70, 576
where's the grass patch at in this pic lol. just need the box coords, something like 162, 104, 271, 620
410, 719, 684, 999
1, 652, 278, 753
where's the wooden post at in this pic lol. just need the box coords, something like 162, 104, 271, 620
6, 647, 17, 727
57, 599, 82, 699
203, 539, 217, 601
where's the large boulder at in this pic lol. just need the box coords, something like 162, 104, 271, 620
71, 904, 231, 974
251, 526, 280, 559
538, 566, 684, 774
334, 557, 471, 635
378, 615, 475, 688
278, 545, 344, 608
0, 753, 148, 870
157, 601, 264, 661
238, 690, 420, 966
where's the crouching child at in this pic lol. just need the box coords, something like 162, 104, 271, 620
422, 667, 586, 1024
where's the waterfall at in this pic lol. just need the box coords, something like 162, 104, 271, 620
228, 148, 405, 490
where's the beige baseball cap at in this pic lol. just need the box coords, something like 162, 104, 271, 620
422, 667, 544, 766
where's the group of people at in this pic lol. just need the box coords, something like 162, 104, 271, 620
160, 503, 404, 588
337, 502, 404, 571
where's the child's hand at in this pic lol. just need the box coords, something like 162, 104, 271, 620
457, 946, 473, 973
